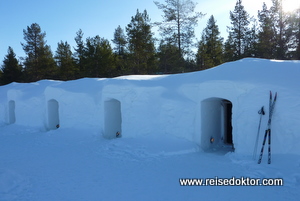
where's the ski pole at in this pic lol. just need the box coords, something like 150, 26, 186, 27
253, 106, 265, 160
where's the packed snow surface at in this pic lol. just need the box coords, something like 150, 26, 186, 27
0, 58, 300, 200
1, 126, 300, 200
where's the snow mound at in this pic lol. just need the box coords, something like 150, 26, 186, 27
0, 58, 299, 156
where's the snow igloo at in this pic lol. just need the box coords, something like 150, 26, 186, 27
0, 59, 300, 156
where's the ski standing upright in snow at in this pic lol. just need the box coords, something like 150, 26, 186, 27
258, 91, 277, 164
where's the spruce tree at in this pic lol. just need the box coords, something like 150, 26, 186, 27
197, 15, 223, 69
55, 41, 77, 80
21, 23, 57, 81
126, 9, 157, 74
1, 47, 23, 85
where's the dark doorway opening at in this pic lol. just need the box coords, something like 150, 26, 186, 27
222, 100, 233, 145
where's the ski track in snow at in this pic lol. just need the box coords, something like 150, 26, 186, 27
0, 126, 300, 201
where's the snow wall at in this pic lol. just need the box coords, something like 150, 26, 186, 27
0, 58, 299, 156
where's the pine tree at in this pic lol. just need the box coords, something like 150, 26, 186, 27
112, 26, 128, 75
269, 0, 287, 59
0, 70, 2, 83
55, 41, 77, 80
97, 38, 116, 77
85, 36, 115, 77
184, 57, 197, 72
244, 18, 259, 57
197, 15, 223, 69
270, 0, 296, 59
257, 3, 276, 58
1, 47, 23, 85
196, 33, 207, 69
284, 5, 300, 59
74, 29, 86, 77
126, 9, 157, 74
257, 0, 296, 59
295, 8, 300, 59
224, 33, 236, 62
157, 40, 183, 73
226, 0, 250, 60
21, 23, 57, 81
154, 0, 205, 56
112, 26, 127, 55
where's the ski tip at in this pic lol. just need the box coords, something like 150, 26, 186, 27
270, 91, 278, 100
274, 92, 278, 101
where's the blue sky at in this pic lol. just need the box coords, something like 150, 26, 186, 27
0, 0, 280, 63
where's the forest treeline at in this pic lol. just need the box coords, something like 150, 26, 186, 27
1, 0, 299, 85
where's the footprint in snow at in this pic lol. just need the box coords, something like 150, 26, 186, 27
0, 169, 31, 201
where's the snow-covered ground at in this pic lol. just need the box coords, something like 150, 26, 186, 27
1, 125, 300, 200
1, 58, 300, 200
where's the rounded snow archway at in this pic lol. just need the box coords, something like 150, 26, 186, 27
104, 99, 122, 139
47, 99, 60, 130
201, 98, 234, 151
8, 100, 16, 124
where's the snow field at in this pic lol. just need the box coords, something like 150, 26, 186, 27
0, 125, 300, 200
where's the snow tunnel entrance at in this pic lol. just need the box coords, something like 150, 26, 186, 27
47, 99, 60, 130
104, 99, 122, 139
201, 98, 234, 152
8, 100, 16, 124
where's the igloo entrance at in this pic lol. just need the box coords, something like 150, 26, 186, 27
201, 98, 234, 152
104, 99, 122, 139
47, 99, 60, 130
8, 100, 16, 124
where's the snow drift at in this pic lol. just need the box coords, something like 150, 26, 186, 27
0, 58, 299, 156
